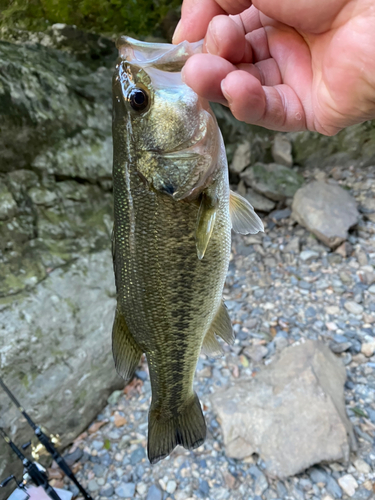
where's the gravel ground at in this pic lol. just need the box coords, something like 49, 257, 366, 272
52, 164, 375, 500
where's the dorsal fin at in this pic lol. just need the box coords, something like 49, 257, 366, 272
230, 190, 264, 234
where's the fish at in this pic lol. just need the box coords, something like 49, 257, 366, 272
111, 36, 263, 464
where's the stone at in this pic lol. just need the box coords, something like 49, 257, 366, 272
269, 208, 291, 221
63, 447, 83, 467
300, 250, 320, 262
147, 484, 163, 500
88, 480, 99, 492
326, 476, 343, 498
361, 342, 375, 357
244, 188, 276, 212
115, 482, 136, 498
272, 134, 293, 167
114, 413, 127, 427
292, 181, 359, 249
249, 466, 268, 496
243, 345, 268, 363
166, 480, 177, 494
344, 301, 364, 315
230, 141, 251, 174
353, 458, 371, 474
211, 340, 356, 478
100, 484, 115, 497
107, 390, 124, 405
338, 475, 358, 497
130, 446, 146, 465
241, 163, 304, 201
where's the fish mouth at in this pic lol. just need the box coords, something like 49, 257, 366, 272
116, 36, 203, 72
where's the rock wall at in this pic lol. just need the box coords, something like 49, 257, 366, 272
0, 31, 123, 486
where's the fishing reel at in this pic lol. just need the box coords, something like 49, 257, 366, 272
0, 474, 30, 499
21, 428, 61, 461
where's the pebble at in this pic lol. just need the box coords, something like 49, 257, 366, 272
344, 301, 364, 315
130, 446, 146, 465
166, 480, 177, 494
115, 482, 136, 498
300, 250, 320, 262
100, 484, 115, 497
338, 474, 358, 497
353, 458, 371, 474
361, 341, 375, 357
88, 479, 99, 492
146, 484, 163, 500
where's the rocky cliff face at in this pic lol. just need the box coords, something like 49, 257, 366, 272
0, 28, 123, 487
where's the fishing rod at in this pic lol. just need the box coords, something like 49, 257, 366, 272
0, 377, 93, 500
0, 427, 61, 500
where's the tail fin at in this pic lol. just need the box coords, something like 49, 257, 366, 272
147, 393, 206, 464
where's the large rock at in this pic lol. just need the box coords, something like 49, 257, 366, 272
241, 163, 304, 201
0, 35, 123, 484
211, 340, 356, 479
292, 180, 359, 248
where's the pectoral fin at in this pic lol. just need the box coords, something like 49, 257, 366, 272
195, 193, 217, 260
201, 301, 234, 357
230, 190, 264, 234
112, 307, 143, 381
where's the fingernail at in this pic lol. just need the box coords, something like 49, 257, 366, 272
221, 80, 232, 105
172, 20, 182, 44
205, 20, 219, 54
181, 66, 186, 83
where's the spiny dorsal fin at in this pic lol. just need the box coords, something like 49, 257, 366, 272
195, 194, 217, 260
112, 307, 143, 381
230, 190, 264, 234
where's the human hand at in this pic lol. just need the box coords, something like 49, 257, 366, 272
173, 0, 375, 135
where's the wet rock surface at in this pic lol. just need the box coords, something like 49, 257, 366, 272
54, 164, 375, 500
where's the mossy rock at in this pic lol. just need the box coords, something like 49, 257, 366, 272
241, 163, 304, 201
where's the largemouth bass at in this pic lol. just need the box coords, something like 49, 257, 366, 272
111, 36, 263, 464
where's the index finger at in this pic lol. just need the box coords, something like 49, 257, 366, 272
173, 0, 253, 44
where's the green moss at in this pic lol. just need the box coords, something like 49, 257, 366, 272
0, 0, 180, 38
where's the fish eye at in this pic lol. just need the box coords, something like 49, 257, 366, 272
128, 88, 149, 112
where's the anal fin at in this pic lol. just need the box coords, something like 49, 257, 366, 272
112, 307, 143, 381
195, 193, 217, 260
148, 393, 206, 464
201, 301, 234, 356
230, 190, 264, 234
